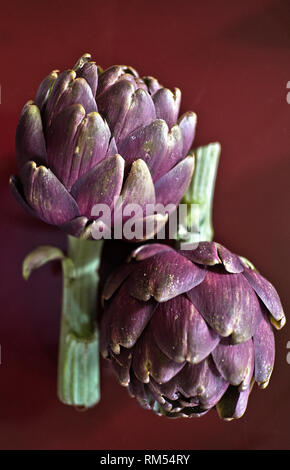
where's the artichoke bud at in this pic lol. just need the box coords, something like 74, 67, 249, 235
11, 54, 197, 242
101, 242, 285, 420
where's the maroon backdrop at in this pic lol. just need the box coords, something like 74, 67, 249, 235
1, 0, 290, 450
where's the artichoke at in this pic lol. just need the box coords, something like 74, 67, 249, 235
10, 53, 195, 240
100, 242, 286, 420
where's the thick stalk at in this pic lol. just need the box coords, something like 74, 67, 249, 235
57, 236, 103, 408
179, 143, 221, 244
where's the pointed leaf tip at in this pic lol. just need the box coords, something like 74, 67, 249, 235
22, 245, 64, 280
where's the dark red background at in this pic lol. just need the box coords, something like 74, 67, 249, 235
1, 0, 290, 450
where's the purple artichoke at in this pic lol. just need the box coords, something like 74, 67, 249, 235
10, 53, 195, 239
100, 242, 286, 420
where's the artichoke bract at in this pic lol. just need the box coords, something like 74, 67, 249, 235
101, 242, 286, 420
10, 53, 196, 240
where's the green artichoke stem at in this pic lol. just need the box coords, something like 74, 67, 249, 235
179, 143, 221, 244
57, 235, 103, 408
